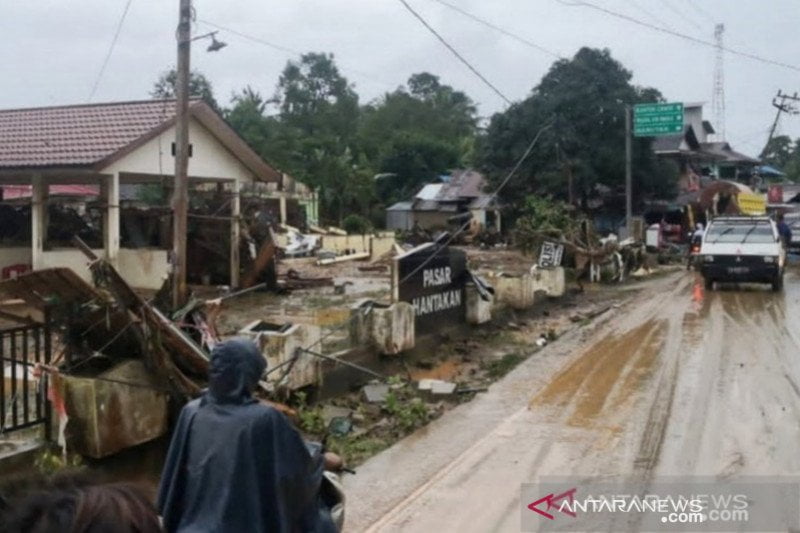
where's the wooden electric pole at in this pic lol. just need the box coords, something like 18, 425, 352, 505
171, 0, 192, 310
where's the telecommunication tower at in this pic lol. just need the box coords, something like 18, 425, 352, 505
711, 23, 725, 140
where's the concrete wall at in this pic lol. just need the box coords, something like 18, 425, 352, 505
0, 247, 32, 278
484, 273, 536, 310
532, 267, 566, 297
101, 118, 256, 184
118, 248, 170, 290
39, 249, 102, 283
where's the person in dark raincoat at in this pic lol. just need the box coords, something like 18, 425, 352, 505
158, 338, 337, 533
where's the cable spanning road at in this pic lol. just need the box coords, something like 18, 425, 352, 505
345, 268, 800, 532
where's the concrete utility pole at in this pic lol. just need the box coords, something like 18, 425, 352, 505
760, 90, 800, 159
625, 105, 632, 232
172, 0, 192, 310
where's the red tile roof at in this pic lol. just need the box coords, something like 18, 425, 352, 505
0, 99, 180, 168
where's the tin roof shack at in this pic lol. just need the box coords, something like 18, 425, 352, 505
653, 103, 759, 191
386, 170, 501, 236
0, 99, 282, 290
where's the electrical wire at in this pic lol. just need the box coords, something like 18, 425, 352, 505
196, 19, 396, 91
398, 118, 554, 285
429, 0, 562, 59
682, 0, 716, 24
397, 0, 512, 105
555, 0, 800, 72
661, 0, 703, 31
88, 0, 134, 101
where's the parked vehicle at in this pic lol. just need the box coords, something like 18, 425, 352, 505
699, 216, 785, 291
784, 211, 800, 252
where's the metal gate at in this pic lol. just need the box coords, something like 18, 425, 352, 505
0, 320, 51, 437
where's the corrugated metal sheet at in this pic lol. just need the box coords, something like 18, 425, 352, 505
415, 184, 443, 201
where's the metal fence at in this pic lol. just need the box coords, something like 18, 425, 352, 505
0, 319, 51, 437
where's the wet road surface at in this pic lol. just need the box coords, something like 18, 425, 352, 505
346, 268, 800, 532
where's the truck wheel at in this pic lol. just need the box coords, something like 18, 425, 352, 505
704, 277, 714, 290
772, 275, 783, 292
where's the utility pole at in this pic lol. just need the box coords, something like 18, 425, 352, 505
171, 0, 192, 310
625, 105, 632, 232
760, 90, 799, 159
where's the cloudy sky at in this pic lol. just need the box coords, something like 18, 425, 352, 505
3, 0, 799, 157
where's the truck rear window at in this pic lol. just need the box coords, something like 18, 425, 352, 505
705, 223, 776, 243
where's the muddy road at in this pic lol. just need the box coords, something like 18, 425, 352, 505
346, 268, 800, 532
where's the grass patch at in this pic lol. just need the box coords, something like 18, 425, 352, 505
327, 436, 390, 466
483, 352, 527, 379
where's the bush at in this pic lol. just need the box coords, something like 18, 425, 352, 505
342, 214, 373, 235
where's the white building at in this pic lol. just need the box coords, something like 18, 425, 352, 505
0, 99, 281, 289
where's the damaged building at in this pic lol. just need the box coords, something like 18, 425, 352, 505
0, 99, 314, 289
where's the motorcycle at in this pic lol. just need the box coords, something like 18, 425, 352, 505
686, 234, 703, 270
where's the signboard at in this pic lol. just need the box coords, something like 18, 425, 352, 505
633, 102, 683, 137
393, 242, 467, 335
736, 192, 767, 215
538, 241, 564, 268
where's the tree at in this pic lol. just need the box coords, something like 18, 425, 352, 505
151, 68, 220, 111
360, 73, 478, 205
478, 47, 677, 219
762, 135, 794, 169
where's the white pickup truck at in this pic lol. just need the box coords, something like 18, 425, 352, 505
699, 216, 785, 291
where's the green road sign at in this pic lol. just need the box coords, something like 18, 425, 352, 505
633, 102, 683, 137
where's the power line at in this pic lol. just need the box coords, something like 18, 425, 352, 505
629, 0, 676, 31
661, 0, 703, 31
682, 0, 716, 24
397, 0, 512, 105
556, 0, 800, 72
88, 0, 134, 101
197, 19, 397, 91
399, 118, 554, 285
429, 0, 562, 59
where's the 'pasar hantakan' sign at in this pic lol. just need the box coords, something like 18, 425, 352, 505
393, 242, 467, 334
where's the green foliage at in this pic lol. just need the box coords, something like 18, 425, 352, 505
478, 47, 674, 217
34, 449, 83, 475
483, 352, 526, 379
513, 196, 581, 253
384, 392, 429, 432
151, 68, 220, 111
762, 135, 800, 182
342, 214, 372, 234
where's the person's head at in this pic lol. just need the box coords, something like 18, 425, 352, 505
696, 223, 703, 231
778, 213, 785, 222
208, 337, 266, 404
1, 475, 160, 533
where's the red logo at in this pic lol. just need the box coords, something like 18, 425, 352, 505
528, 488, 578, 520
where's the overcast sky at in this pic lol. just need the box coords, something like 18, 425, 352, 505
3, 0, 799, 157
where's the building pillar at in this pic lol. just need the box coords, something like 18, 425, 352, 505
279, 193, 287, 225
103, 173, 120, 265
230, 180, 241, 288
31, 175, 46, 270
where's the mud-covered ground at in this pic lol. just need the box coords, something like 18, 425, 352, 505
348, 263, 800, 532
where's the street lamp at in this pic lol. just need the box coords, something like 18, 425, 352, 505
171, 1, 226, 310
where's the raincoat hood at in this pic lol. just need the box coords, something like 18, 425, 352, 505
207, 338, 265, 404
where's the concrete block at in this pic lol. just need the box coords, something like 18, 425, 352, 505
532, 267, 566, 297
349, 300, 415, 355
362, 383, 389, 403
239, 320, 322, 390
465, 282, 493, 324
61, 360, 168, 459
484, 273, 536, 310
